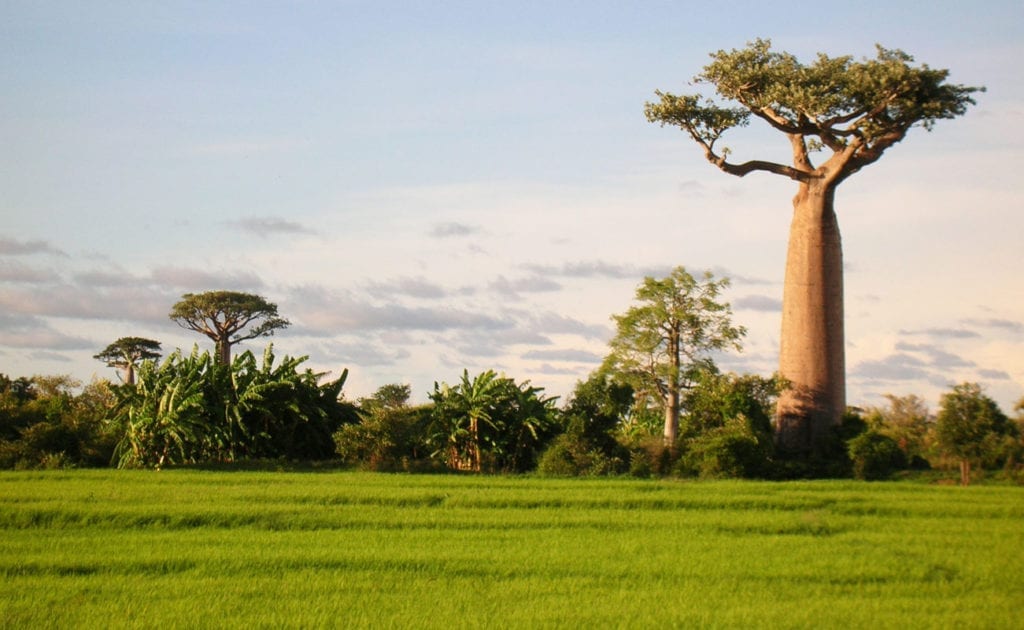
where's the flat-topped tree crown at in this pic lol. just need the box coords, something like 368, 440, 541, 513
169, 290, 289, 365
646, 39, 981, 184
646, 40, 981, 455
94, 336, 162, 385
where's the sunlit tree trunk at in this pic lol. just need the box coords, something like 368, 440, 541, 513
664, 330, 681, 445
959, 459, 971, 486
775, 181, 846, 452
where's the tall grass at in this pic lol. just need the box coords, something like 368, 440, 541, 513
1, 471, 1021, 627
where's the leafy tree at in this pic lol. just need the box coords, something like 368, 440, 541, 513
430, 370, 504, 472
847, 430, 906, 481
169, 291, 289, 365
864, 394, 931, 466
334, 384, 434, 471
0, 375, 117, 469
679, 415, 772, 479
646, 40, 982, 454
675, 370, 783, 478
935, 383, 1016, 485
94, 337, 162, 385
603, 267, 744, 445
429, 370, 558, 473
682, 369, 783, 438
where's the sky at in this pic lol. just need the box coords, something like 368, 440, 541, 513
2, 1, 1022, 413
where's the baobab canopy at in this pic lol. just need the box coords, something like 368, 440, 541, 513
645, 39, 982, 184
646, 40, 982, 454
169, 291, 290, 365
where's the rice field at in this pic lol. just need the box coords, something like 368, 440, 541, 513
1, 470, 1021, 628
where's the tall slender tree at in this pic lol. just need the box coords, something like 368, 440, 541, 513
603, 267, 745, 445
646, 40, 981, 453
169, 291, 289, 365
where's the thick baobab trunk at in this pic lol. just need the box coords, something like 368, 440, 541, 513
775, 182, 846, 453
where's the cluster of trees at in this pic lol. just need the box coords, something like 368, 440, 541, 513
2, 276, 1019, 485
4, 41, 1002, 482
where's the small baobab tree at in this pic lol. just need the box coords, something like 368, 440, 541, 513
169, 291, 289, 365
94, 337, 162, 385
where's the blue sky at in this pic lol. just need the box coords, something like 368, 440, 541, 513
2, 1, 1022, 412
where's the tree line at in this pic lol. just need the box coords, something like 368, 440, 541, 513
1, 273, 1020, 484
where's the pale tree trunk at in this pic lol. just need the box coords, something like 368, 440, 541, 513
663, 330, 681, 446
122, 364, 136, 386
664, 390, 679, 445
775, 182, 846, 453
470, 416, 481, 472
959, 459, 971, 486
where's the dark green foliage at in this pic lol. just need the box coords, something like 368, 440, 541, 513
334, 384, 435, 471
682, 370, 782, 437
429, 370, 559, 473
678, 416, 773, 479
936, 383, 1018, 484
111, 345, 357, 468
671, 370, 781, 478
0, 376, 117, 469
847, 430, 906, 480
775, 411, 866, 479
539, 372, 632, 477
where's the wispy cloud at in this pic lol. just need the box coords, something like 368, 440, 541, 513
734, 294, 782, 312
228, 217, 314, 238
0, 315, 94, 351
287, 286, 513, 335
898, 327, 982, 339
961, 318, 1024, 334
488, 275, 562, 298
365, 276, 449, 300
430, 222, 481, 238
150, 267, 265, 291
978, 368, 1011, 380
522, 348, 602, 362
0, 261, 60, 283
851, 353, 932, 382
522, 261, 670, 280
0, 236, 68, 257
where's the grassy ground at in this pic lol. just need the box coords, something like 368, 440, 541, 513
1, 471, 1021, 628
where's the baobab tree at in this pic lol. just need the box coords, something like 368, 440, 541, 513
169, 291, 289, 365
645, 40, 981, 453
94, 337, 162, 385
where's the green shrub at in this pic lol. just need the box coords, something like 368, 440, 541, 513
537, 434, 625, 477
678, 415, 771, 479
847, 430, 906, 480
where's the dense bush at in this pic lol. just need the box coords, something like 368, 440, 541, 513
847, 430, 906, 480
678, 415, 773, 479
429, 370, 559, 473
333, 384, 435, 472
0, 375, 117, 469
111, 346, 358, 468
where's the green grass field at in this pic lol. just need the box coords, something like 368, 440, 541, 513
1, 471, 1021, 628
